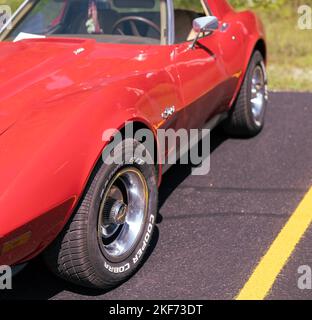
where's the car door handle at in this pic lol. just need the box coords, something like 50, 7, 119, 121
161, 106, 176, 119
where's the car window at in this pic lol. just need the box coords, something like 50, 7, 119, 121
174, 0, 210, 43
5, 0, 168, 45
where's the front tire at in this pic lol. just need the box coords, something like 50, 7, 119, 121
223, 51, 268, 137
44, 138, 158, 289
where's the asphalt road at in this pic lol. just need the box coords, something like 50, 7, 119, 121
2, 92, 312, 300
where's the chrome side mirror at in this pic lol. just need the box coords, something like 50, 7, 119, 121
190, 16, 219, 49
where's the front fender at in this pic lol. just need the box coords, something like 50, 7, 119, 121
0, 84, 160, 265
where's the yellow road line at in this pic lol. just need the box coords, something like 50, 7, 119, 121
236, 187, 312, 300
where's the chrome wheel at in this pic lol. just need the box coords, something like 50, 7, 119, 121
98, 167, 148, 261
250, 65, 268, 127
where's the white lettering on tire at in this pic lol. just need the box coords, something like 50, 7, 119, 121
103, 214, 155, 272
104, 262, 130, 274
133, 214, 155, 265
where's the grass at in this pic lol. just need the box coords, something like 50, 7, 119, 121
1, 0, 312, 91
252, 6, 312, 92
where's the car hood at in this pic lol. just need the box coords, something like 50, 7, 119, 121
0, 38, 149, 135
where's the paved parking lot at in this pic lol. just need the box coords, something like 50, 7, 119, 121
2, 92, 312, 300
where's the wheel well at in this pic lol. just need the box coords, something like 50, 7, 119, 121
254, 39, 267, 64
119, 121, 160, 182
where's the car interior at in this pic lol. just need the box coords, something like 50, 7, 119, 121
5, 0, 209, 45
61, 0, 162, 39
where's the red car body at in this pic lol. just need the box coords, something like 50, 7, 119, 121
0, 0, 266, 266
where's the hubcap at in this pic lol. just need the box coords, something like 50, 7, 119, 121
250, 65, 268, 127
98, 167, 148, 260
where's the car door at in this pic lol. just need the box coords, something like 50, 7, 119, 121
172, 3, 245, 131
205, 0, 246, 101
217, 17, 246, 102
173, 30, 229, 130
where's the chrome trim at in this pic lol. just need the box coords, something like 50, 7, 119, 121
98, 168, 148, 259
0, 0, 31, 35
167, 0, 175, 45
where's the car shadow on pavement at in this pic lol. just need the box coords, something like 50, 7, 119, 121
158, 127, 228, 211
0, 128, 228, 300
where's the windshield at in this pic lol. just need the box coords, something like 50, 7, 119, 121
2, 0, 168, 44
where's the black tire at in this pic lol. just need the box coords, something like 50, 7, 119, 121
223, 51, 268, 137
44, 138, 158, 289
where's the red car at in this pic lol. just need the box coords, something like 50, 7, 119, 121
0, 0, 268, 289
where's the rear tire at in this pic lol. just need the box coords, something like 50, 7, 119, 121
44, 138, 158, 290
223, 51, 268, 137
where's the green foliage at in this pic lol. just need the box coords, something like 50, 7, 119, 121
0, 0, 21, 11
228, 0, 287, 9
173, 0, 201, 10
174, 0, 312, 11
174, 0, 288, 10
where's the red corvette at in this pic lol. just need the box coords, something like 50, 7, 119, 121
0, 0, 267, 289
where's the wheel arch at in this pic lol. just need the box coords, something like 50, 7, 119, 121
253, 38, 267, 64
119, 121, 161, 184
81, 119, 162, 199
229, 37, 267, 108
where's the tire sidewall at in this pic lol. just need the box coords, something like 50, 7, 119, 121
86, 139, 158, 286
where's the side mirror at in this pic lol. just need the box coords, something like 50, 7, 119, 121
190, 16, 219, 49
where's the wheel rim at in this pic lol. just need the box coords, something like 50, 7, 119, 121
98, 167, 148, 260
250, 65, 268, 127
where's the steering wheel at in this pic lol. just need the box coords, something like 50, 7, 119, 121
112, 16, 160, 37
